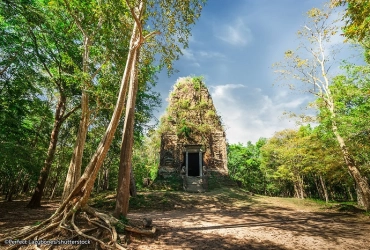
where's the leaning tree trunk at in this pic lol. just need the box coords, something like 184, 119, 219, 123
114, 47, 140, 218
1, 3, 159, 248
62, 89, 89, 201
331, 118, 370, 210
71, 25, 140, 210
347, 185, 354, 201
27, 94, 66, 208
314, 175, 324, 200
130, 166, 137, 197
319, 175, 329, 203
62, 32, 92, 201
2, 21, 142, 247
293, 181, 300, 199
355, 185, 365, 207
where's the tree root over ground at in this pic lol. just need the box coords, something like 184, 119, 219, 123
0, 203, 127, 250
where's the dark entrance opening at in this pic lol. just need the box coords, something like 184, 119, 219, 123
187, 153, 200, 176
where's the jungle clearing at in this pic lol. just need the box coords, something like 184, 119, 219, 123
1, 187, 369, 250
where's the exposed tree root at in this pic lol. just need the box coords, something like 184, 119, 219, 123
125, 225, 156, 236
0, 203, 127, 250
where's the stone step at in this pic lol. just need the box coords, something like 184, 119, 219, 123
184, 176, 205, 193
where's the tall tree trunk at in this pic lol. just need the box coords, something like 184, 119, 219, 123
7, 186, 14, 202
27, 95, 66, 208
347, 186, 354, 201
293, 181, 299, 198
299, 175, 305, 199
62, 90, 89, 201
355, 185, 365, 207
62, 18, 141, 210
331, 118, 370, 210
62, 34, 91, 202
49, 179, 58, 199
129, 166, 137, 197
319, 175, 329, 203
7, 171, 20, 202
114, 47, 140, 218
314, 176, 324, 200
102, 166, 109, 191
22, 179, 29, 194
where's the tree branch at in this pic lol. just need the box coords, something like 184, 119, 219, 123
91, 55, 109, 80
144, 30, 161, 41
125, 0, 144, 43
61, 105, 81, 123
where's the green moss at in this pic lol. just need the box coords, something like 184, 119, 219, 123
206, 110, 216, 118
179, 99, 191, 109
192, 76, 204, 91
178, 124, 192, 138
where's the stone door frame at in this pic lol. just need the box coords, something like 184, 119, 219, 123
183, 145, 203, 177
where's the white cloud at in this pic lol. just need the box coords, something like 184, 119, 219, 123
182, 48, 227, 61
210, 84, 246, 101
209, 86, 308, 144
214, 18, 253, 46
198, 51, 226, 59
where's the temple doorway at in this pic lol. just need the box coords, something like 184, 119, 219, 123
187, 153, 200, 176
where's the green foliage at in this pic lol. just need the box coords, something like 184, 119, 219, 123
131, 130, 161, 189
316, 64, 370, 178
332, 0, 370, 42
205, 110, 216, 118
197, 100, 208, 109
227, 139, 266, 193
178, 124, 192, 138
192, 76, 204, 91
149, 175, 183, 191
0, 0, 163, 199
179, 99, 191, 109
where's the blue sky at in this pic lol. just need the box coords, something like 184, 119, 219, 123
152, 0, 352, 144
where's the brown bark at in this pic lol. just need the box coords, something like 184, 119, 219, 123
293, 174, 304, 199
130, 166, 137, 197
293, 182, 299, 199
347, 186, 354, 201
356, 185, 365, 207
62, 90, 89, 201
27, 95, 66, 208
22, 179, 29, 194
114, 47, 140, 218
299, 176, 305, 199
49, 180, 58, 200
319, 175, 329, 203
102, 167, 109, 190
314, 176, 324, 200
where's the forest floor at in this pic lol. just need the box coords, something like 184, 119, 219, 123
1, 187, 370, 250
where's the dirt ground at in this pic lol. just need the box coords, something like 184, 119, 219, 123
1, 188, 370, 250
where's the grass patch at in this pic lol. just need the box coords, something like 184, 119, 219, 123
129, 191, 182, 210
149, 175, 183, 191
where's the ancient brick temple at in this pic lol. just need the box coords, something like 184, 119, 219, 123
157, 77, 228, 192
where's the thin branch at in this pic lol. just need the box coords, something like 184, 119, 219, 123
61, 104, 81, 123
125, 0, 143, 42
91, 56, 110, 80
144, 30, 161, 41
63, 0, 87, 37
